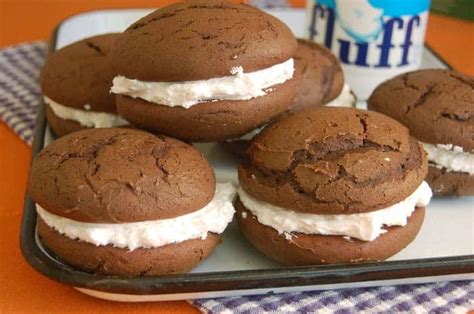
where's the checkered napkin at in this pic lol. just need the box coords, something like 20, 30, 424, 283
0, 41, 47, 145
1, 42, 473, 313
192, 281, 474, 313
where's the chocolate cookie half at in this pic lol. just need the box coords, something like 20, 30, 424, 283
28, 128, 236, 276
368, 69, 474, 196
110, 0, 298, 142
40, 33, 127, 137
236, 107, 432, 265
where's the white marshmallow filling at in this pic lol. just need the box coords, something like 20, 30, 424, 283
422, 143, 474, 175
238, 181, 432, 242
325, 83, 356, 107
110, 58, 295, 108
37, 183, 236, 251
44, 96, 128, 128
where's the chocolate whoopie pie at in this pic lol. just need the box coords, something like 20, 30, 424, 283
368, 69, 474, 196
236, 107, 432, 265
221, 39, 357, 156
291, 39, 355, 111
110, 0, 298, 142
28, 128, 235, 276
40, 34, 127, 137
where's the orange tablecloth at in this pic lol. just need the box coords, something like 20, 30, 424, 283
1, 1, 473, 313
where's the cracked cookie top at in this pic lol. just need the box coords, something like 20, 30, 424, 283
290, 39, 344, 112
368, 69, 474, 151
40, 33, 119, 113
28, 128, 216, 223
110, 0, 297, 81
238, 107, 428, 214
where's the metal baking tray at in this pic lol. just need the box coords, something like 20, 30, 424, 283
20, 8, 474, 302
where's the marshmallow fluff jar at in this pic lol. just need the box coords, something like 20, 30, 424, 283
28, 128, 236, 276
236, 107, 432, 266
109, 0, 299, 142
40, 33, 127, 137
368, 69, 474, 196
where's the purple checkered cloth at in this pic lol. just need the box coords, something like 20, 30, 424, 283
0, 41, 47, 145
1, 42, 473, 314
192, 281, 474, 313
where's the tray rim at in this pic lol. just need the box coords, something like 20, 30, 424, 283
20, 8, 472, 297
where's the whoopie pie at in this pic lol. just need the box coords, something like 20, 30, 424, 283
236, 107, 432, 265
29, 128, 236, 276
40, 34, 127, 136
110, 0, 299, 142
368, 69, 474, 196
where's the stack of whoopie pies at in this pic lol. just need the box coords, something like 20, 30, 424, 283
29, 0, 444, 277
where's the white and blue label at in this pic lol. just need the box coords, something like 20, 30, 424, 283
306, 0, 430, 98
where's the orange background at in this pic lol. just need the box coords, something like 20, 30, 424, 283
0, 1, 473, 313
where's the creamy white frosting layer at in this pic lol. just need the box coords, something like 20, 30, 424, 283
325, 83, 356, 107
238, 125, 266, 141
422, 143, 474, 175
110, 59, 295, 108
37, 183, 236, 251
238, 181, 432, 241
44, 96, 128, 128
